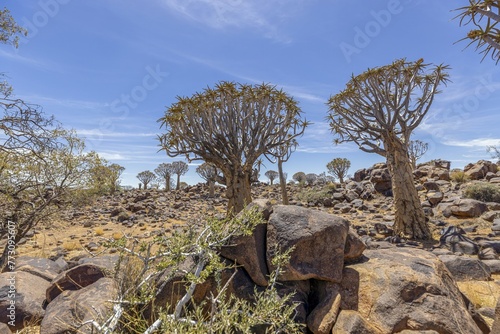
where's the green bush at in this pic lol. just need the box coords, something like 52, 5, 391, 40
464, 183, 500, 203
297, 186, 333, 204
450, 169, 469, 183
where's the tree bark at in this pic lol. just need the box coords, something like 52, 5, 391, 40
208, 180, 215, 197
385, 136, 431, 240
225, 168, 252, 215
278, 158, 289, 205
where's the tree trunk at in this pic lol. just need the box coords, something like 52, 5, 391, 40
176, 174, 181, 190
208, 180, 215, 197
278, 158, 289, 205
385, 136, 431, 240
165, 176, 171, 191
225, 169, 252, 215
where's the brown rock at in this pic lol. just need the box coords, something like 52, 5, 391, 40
40, 277, 118, 334
0, 271, 50, 330
218, 200, 272, 286
46, 263, 107, 303
306, 292, 341, 334
266, 205, 349, 282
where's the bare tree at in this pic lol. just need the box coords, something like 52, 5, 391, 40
196, 162, 219, 196
171, 161, 189, 190
455, 1, 500, 63
326, 158, 351, 184
155, 163, 174, 191
407, 140, 429, 169
265, 170, 279, 185
137, 170, 155, 190
158, 82, 307, 214
326, 58, 449, 240
488, 144, 500, 161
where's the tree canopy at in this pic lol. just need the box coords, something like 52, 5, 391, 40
158, 81, 307, 213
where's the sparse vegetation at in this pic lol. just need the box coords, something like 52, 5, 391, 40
464, 183, 500, 203
91, 207, 304, 333
451, 169, 470, 183
137, 170, 156, 190
326, 157, 351, 183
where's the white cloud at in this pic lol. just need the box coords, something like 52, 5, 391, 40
160, 0, 307, 42
443, 138, 500, 148
76, 129, 158, 138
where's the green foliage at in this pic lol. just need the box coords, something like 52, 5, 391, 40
0, 7, 27, 47
464, 183, 500, 203
326, 157, 351, 183
158, 81, 307, 214
450, 169, 470, 184
94, 207, 303, 333
454, 1, 500, 63
137, 170, 156, 189
297, 186, 332, 204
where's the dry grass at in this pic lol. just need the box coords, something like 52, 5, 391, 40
94, 227, 105, 236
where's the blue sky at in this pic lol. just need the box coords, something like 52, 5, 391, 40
2, 0, 500, 187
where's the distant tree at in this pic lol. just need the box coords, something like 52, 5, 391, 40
158, 82, 307, 214
196, 162, 219, 197
266, 142, 297, 205
488, 145, 500, 161
155, 162, 174, 191
293, 172, 306, 185
454, 1, 500, 63
305, 173, 317, 186
137, 170, 155, 190
0, 7, 27, 47
407, 140, 429, 169
326, 58, 449, 240
171, 161, 189, 190
86, 153, 125, 195
265, 170, 279, 185
326, 158, 351, 184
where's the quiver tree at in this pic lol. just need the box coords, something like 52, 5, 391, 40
407, 139, 429, 169
326, 158, 351, 184
266, 142, 297, 204
196, 162, 220, 196
155, 162, 174, 191
265, 170, 279, 185
158, 81, 307, 214
171, 161, 189, 190
326, 58, 449, 240
292, 172, 306, 185
137, 170, 155, 190
455, 1, 500, 63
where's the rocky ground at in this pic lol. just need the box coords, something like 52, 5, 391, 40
2, 159, 500, 333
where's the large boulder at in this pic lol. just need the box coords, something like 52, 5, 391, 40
40, 277, 118, 334
266, 205, 349, 282
337, 248, 484, 334
448, 199, 488, 218
218, 199, 272, 286
0, 271, 50, 330
438, 255, 491, 281
14, 256, 64, 281
465, 160, 498, 180
46, 263, 107, 303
